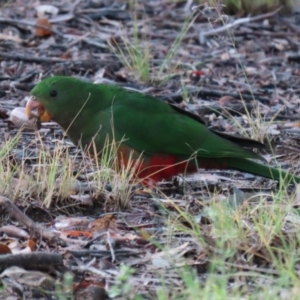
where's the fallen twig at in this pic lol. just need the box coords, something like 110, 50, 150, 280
199, 6, 283, 44
165, 87, 271, 104
0, 51, 67, 63
0, 196, 57, 241
0, 252, 63, 272
0, 17, 64, 38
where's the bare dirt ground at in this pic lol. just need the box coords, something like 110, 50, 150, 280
1, 1, 300, 299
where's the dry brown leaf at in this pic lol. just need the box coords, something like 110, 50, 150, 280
27, 239, 36, 252
0, 267, 55, 290
35, 18, 52, 37
90, 214, 117, 234
0, 243, 12, 254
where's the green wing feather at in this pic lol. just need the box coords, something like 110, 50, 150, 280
107, 89, 261, 160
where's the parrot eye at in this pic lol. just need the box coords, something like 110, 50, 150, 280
49, 90, 58, 97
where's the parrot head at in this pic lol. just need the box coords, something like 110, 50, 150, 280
26, 76, 91, 123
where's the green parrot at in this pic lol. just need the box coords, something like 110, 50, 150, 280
25, 76, 300, 185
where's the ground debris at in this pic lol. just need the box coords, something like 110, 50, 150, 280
1, 0, 300, 299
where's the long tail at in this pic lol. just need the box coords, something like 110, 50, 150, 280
213, 157, 300, 184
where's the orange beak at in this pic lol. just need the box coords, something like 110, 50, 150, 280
25, 97, 52, 122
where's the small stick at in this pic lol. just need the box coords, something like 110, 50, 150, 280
0, 51, 67, 63
0, 196, 57, 241
0, 17, 64, 37
0, 252, 63, 272
199, 6, 283, 44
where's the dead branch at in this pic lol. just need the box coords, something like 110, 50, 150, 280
0, 196, 58, 241
199, 6, 283, 44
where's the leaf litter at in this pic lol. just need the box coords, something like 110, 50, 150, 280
0, 0, 300, 299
